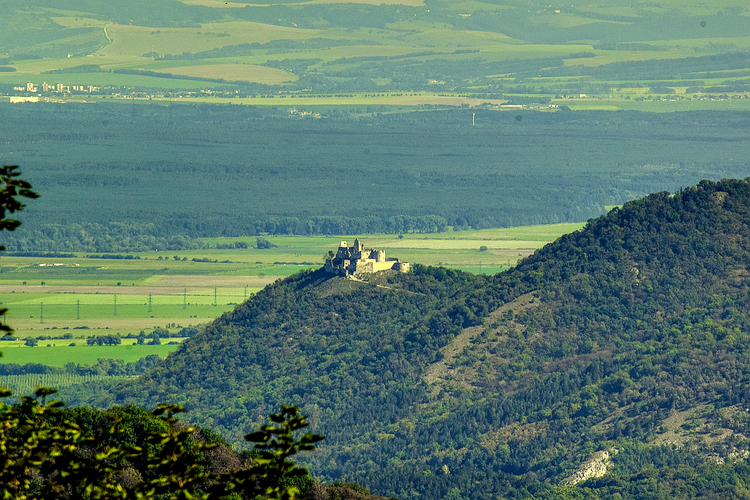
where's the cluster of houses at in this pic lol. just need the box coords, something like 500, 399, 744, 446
14, 82, 99, 94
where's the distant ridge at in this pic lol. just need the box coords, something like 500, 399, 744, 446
93, 178, 750, 499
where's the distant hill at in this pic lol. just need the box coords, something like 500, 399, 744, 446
4, 0, 750, 94
86, 178, 750, 499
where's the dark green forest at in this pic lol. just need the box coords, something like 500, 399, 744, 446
64, 178, 750, 499
3, 103, 750, 251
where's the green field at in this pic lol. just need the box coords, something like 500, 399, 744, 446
0, 344, 178, 366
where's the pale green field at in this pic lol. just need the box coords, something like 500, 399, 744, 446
0, 344, 180, 366
0, 73, 233, 90
69, 20, 328, 59
560, 98, 750, 112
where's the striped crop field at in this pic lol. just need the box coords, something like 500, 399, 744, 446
0, 373, 132, 397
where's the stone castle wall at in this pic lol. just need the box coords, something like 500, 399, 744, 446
325, 239, 409, 277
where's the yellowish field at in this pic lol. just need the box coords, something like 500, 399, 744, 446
385, 27, 518, 49
562, 50, 686, 68
303, 0, 424, 5
180, 0, 425, 6
51, 16, 109, 28
528, 12, 628, 29
152, 64, 297, 84
0, 275, 276, 296
179, 0, 256, 6
557, 97, 750, 112
94, 22, 327, 58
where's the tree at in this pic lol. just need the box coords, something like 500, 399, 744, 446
0, 389, 324, 499
0, 166, 326, 499
23, 338, 37, 347
0, 166, 38, 336
236, 406, 324, 500
257, 237, 278, 249
86, 335, 122, 346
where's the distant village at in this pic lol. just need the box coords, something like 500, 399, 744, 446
1, 81, 101, 103
17, 82, 99, 94
4, 80, 749, 107
1, 80, 250, 103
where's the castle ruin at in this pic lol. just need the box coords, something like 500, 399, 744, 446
324, 239, 410, 277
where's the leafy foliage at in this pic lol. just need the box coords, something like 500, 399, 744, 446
0, 388, 324, 500
89, 178, 750, 498
0, 165, 38, 335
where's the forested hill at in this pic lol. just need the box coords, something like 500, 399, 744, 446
92, 178, 750, 499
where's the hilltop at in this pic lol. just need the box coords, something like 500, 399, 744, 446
82, 178, 750, 499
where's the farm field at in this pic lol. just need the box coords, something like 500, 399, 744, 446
0, 373, 133, 398
0, 223, 581, 367
0, 344, 179, 366
149, 64, 297, 84
4, 0, 750, 110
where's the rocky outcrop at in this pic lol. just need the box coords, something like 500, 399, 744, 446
561, 449, 616, 486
